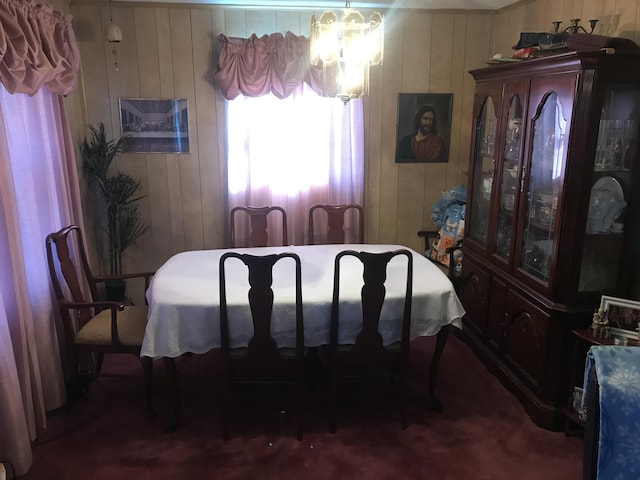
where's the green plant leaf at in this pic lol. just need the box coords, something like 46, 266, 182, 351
80, 122, 148, 275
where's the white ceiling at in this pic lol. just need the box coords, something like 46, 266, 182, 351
112, 0, 520, 11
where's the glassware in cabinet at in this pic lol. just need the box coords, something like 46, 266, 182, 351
579, 85, 640, 293
520, 92, 566, 282
468, 96, 497, 245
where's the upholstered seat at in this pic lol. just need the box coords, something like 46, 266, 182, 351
75, 305, 148, 346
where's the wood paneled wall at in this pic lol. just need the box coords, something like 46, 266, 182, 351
68, 1, 494, 284
65, 0, 640, 304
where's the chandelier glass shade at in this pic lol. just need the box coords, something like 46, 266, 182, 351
105, 22, 122, 43
310, 2, 384, 103
105, 0, 122, 71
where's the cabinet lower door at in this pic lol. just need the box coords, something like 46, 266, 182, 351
503, 289, 550, 392
460, 256, 490, 339
487, 276, 508, 354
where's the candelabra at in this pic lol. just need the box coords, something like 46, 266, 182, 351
552, 18, 598, 34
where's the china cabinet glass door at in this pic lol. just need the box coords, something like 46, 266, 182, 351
469, 97, 497, 246
495, 94, 523, 260
520, 93, 566, 282
579, 85, 640, 292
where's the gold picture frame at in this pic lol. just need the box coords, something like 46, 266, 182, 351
600, 295, 640, 340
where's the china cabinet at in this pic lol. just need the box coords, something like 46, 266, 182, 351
460, 35, 640, 430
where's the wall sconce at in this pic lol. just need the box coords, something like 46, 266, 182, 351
310, 1, 384, 103
552, 19, 598, 34
105, 0, 122, 71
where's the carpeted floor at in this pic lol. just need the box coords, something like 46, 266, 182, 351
24, 333, 582, 479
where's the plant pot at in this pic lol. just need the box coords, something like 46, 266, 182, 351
105, 279, 126, 302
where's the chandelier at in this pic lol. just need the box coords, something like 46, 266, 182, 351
310, 2, 384, 103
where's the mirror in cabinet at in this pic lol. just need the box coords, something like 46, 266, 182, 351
495, 94, 523, 260
520, 92, 567, 283
579, 85, 640, 293
469, 96, 497, 245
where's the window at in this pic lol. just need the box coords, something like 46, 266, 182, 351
226, 85, 364, 245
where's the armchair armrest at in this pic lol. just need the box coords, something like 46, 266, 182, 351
417, 230, 463, 281
94, 271, 155, 289
94, 271, 155, 304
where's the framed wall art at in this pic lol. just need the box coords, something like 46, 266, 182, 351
600, 295, 640, 340
119, 98, 189, 153
395, 93, 453, 163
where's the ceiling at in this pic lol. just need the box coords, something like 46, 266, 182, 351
111, 0, 520, 11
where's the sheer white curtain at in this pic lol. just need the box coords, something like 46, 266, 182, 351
0, 86, 83, 476
227, 84, 364, 246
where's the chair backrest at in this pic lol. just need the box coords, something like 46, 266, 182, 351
45, 225, 98, 337
308, 204, 364, 245
229, 206, 288, 248
330, 249, 413, 362
219, 251, 304, 372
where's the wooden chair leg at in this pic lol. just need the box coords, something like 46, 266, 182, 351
221, 369, 230, 441
163, 357, 180, 433
400, 368, 409, 430
296, 378, 304, 441
139, 356, 156, 418
94, 352, 105, 376
329, 371, 338, 434
428, 325, 450, 412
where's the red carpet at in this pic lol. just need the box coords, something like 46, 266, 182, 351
24, 333, 582, 479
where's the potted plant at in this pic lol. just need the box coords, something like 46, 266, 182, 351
80, 122, 150, 301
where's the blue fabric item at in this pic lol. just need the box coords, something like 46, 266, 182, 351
582, 346, 640, 479
431, 184, 467, 227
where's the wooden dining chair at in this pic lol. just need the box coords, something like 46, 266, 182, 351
45, 225, 155, 416
229, 206, 288, 248
308, 204, 364, 245
219, 251, 305, 440
328, 249, 413, 433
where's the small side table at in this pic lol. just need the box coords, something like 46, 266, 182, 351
564, 328, 639, 436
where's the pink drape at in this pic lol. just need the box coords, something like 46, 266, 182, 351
0, 1, 82, 476
214, 32, 333, 99
0, 0, 79, 96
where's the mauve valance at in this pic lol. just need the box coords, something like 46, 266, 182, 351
214, 32, 329, 100
0, 0, 79, 96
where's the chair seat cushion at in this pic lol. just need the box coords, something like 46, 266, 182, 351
75, 305, 148, 347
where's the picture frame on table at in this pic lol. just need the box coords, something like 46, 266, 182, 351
119, 98, 189, 153
600, 295, 640, 340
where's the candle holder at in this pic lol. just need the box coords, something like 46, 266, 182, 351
553, 18, 598, 34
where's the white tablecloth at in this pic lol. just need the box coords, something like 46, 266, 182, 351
141, 244, 465, 358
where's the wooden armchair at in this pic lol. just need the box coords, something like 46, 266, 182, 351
45, 225, 154, 416
229, 206, 288, 247
417, 229, 463, 293
328, 249, 413, 433
308, 204, 364, 244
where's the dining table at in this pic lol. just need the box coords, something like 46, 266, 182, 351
142, 243, 465, 432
